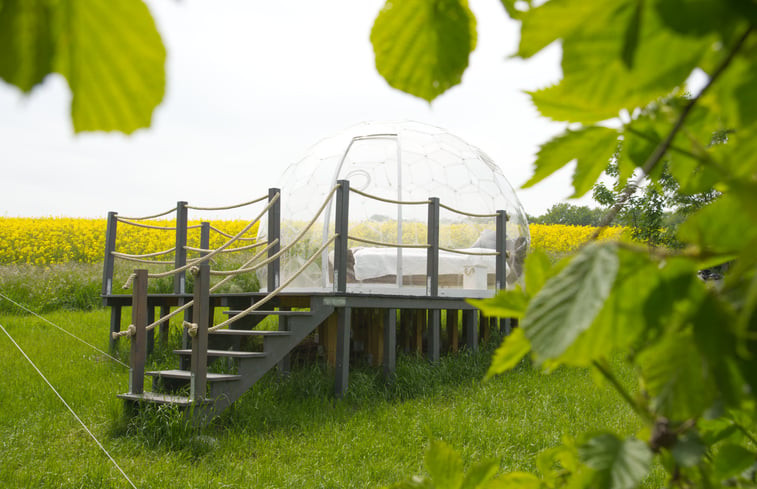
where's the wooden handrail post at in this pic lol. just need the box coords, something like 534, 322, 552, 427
174, 201, 188, 295
495, 210, 510, 335
101, 211, 118, 301
190, 263, 210, 402
495, 210, 508, 291
200, 222, 210, 257
334, 180, 350, 293
267, 188, 281, 293
129, 269, 148, 395
426, 197, 440, 362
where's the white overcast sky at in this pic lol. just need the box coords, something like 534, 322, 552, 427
0, 0, 592, 219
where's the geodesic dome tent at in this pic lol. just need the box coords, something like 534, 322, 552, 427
257, 121, 530, 295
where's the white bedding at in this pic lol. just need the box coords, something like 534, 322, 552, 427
352, 247, 495, 281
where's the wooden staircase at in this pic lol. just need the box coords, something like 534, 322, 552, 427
118, 266, 335, 424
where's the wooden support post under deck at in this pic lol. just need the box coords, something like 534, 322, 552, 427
321, 313, 338, 367
335, 306, 351, 398
109, 305, 122, 353
129, 270, 148, 395
190, 263, 210, 401
415, 310, 426, 355
462, 309, 478, 352
428, 309, 440, 362
278, 307, 291, 375
479, 312, 491, 344
384, 309, 397, 377
146, 305, 155, 355
446, 309, 459, 353
159, 304, 170, 346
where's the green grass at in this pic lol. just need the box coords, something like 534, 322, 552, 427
0, 308, 649, 489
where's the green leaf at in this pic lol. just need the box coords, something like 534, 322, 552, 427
484, 472, 541, 489
55, 0, 166, 133
534, 3, 710, 123
637, 330, 718, 420
559, 247, 656, 366
654, 0, 743, 36
470, 250, 553, 319
678, 194, 757, 254
0, 0, 55, 92
425, 440, 464, 489
671, 431, 707, 468
516, 0, 614, 59
621, 0, 643, 69
523, 126, 619, 198
485, 328, 531, 379
578, 434, 652, 489
460, 459, 498, 489
713, 444, 755, 481
522, 243, 619, 362
469, 289, 528, 320
371, 0, 476, 103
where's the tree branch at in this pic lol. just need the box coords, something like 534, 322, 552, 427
591, 26, 754, 241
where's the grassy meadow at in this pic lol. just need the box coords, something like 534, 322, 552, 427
0, 217, 647, 488
0, 309, 647, 488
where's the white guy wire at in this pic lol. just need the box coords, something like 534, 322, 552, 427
0, 324, 138, 489
0, 292, 128, 369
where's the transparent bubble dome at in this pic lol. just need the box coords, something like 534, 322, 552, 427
258, 121, 530, 293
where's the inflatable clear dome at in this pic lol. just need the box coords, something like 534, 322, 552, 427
258, 121, 530, 295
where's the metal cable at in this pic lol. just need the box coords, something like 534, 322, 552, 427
0, 324, 138, 489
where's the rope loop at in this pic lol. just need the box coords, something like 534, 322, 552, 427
183, 321, 198, 337
122, 273, 136, 290
189, 265, 200, 276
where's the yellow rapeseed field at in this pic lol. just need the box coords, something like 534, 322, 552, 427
0, 217, 259, 264
0, 218, 627, 265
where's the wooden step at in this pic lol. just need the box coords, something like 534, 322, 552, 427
173, 349, 267, 358
117, 391, 210, 407
223, 310, 312, 317
209, 329, 292, 337
146, 369, 241, 382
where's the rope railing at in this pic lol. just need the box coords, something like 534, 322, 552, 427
121, 193, 280, 288
208, 225, 259, 241
439, 246, 502, 256
206, 184, 339, 276
116, 218, 177, 231
110, 256, 176, 265
349, 187, 430, 206
347, 235, 430, 249
185, 234, 338, 336
112, 247, 176, 259
117, 207, 176, 221
111, 239, 281, 338
186, 194, 268, 211
439, 202, 502, 219
184, 240, 267, 254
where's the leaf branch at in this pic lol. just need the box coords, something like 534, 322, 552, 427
591, 359, 655, 424
591, 26, 754, 241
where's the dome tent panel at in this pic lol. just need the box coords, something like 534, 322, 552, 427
257, 121, 530, 295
